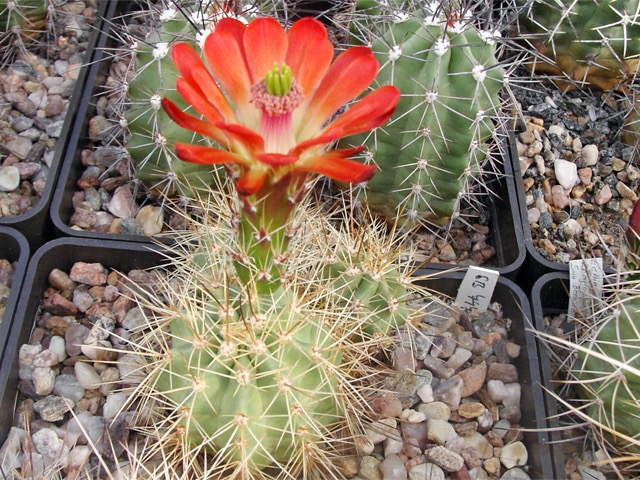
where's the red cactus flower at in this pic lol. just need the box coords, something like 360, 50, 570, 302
162, 16, 400, 196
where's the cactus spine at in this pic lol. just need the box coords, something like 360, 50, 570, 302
517, 0, 640, 90
342, 0, 505, 226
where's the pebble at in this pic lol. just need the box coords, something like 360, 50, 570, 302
562, 219, 583, 237
580, 144, 599, 166
135, 205, 164, 235
33, 395, 72, 422
458, 363, 487, 397
409, 463, 445, 480
427, 418, 458, 445
551, 185, 570, 209
594, 184, 613, 205
32, 367, 56, 395
0, 166, 21, 192
53, 374, 85, 403
32, 428, 69, 467
554, 159, 580, 189
75, 361, 102, 390
379, 454, 407, 480
432, 375, 463, 409
424, 446, 465, 472
108, 185, 138, 218
500, 441, 528, 469
365, 418, 397, 444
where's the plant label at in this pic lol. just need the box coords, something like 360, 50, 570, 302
454, 266, 500, 313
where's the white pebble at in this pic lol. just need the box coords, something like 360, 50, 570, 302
103, 392, 128, 421
502, 383, 522, 408
0, 166, 21, 192
49, 336, 67, 362
364, 418, 397, 444
500, 441, 528, 469
32, 367, 56, 395
487, 380, 507, 403
74, 362, 102, 390
581, 144, 599, 166
409, 463, 444, 480
554, 159, 580, 189
417, 383, 434, 403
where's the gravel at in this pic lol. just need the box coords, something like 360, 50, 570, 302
514, 81, 637, 268
0, 2, 96, 218
3, 260, 532, 479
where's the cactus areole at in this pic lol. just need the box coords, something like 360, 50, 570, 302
163, 16, 400, 290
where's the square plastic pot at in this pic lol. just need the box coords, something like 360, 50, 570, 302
509, 132, 614, 290
0, 0, 111, 251
2, 238, 550, 477
50, 3, 525, 279
0, 227, 29, 354
530, 272, 571, 479
417, 269, 557, 480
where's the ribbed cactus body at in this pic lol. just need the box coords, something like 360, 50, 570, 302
125, 5, 219, 196
574, 294, 640, 454
325, 251, 411, 337
518, 0, 640, 90
344, 2, 504, 226
155, 283, 343, 470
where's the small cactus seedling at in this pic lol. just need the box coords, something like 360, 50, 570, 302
341, 0, 505, 227
0, 0, 50, 66
516, 0, 640, 90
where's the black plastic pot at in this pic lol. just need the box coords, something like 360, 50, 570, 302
50, 3, 526, 279
3, 238, 551, 477
417, 269, 556, 480
0, 238, 163, 446
0, 227, 29, 348
509, 132, 615, 291
530, 272, 570, 479
0, 0, 111, 251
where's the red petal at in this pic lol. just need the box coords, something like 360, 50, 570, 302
256, 153, 299, 166
285, 18, 333, 96
171, 43, 235, 121
297, 46, 380, 140
215, 122, 265, 153
162, 98, 228, 145
296, 152, 377, 183
175, 142, 248, 166
291, 86, 400, 155
243, 17, 287, 83
176, 78, 224, 124
236, 168, 268, 195
204, 19, 253, 116
320, 85, 400, 139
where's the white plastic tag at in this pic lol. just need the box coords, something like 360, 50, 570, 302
568, 258, 604, 318
454, 266, 500, 313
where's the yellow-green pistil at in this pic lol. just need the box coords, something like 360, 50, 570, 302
265, 62, 293, 97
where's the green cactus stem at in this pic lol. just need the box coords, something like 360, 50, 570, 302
155, 284, 344, 471
342, 0, 504, 227
517, 0, 640, 90
573, 293, 640, 456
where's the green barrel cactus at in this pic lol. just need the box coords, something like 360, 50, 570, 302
517, 0, 640, 90
155, 284, 343, 471
573, 293, 640, 457
342, 0, 504, 226
123, 198, 426, 478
